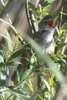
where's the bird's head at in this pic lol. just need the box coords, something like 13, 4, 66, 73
39, 15, 54, 28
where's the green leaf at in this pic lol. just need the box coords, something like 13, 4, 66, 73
0, 34, 13, 51
30, 54, 37, 70
6, 50, 13, 54
60, 12, 67, 16
45, 0, 56, 3
49, 78, 54, 86
0, 51, 4, 63
0, 96, 4, 100
6, 61, 22, 66
9, 89, 30, 99
51, 9, 60, 18
0, 55, 4, 63
41, 77, 50, 91
26, 82, 34, 92
0, 5, 3, 14
6, 32, 13, 51
55, 27, 60, 35
7, 32, 13, 51
12, 65, 28, 85
28, 2, 37, 12
49, 73, 55, 86
0, 46, 3, 53
9, 47, 29, 60
62, 21, 67, 30
42, 1, 49, 7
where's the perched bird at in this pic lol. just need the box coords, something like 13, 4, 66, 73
34, 15, 55, 89
34, 15, 55, 53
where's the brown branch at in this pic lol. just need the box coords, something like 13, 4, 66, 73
25, 0, 33, 33
0, 18, 24, 44
25, 0, 39, 34
59, 0, 64, 28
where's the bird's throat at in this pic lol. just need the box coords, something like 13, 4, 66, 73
48, 19, 54, 28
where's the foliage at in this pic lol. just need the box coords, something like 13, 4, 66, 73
0, 0, 67, 100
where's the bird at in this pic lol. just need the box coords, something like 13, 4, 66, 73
33, 15, 55, 89
34, 15, 55, 53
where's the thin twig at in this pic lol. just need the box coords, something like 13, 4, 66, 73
25, 0, 39, 34
1, 0, 12, 24
0, 18, 24, 43
59, 0, 64, 28
25, 0, 34, 34
29, 9, 39, 33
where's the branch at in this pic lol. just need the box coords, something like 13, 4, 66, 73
0, 18, 24, 43
25, 0, 39, 34
29, 8, 39, 33
25, 0, 33, 33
